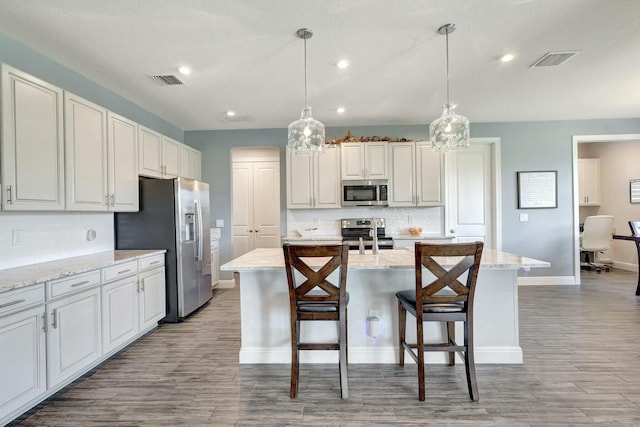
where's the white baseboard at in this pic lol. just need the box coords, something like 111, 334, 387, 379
239, 345, 523, 364
518, 275, 578, 286
612, 261, 638, 272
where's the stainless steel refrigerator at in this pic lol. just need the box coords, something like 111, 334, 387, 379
115, 177, 212, 322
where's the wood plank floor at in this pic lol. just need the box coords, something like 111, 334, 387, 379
11, 269, 640, 426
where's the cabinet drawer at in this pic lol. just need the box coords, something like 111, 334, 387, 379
0, 285, 45, 318
138, 254, 165, 271
102, 261, 137, 283
47, 270, 101, 300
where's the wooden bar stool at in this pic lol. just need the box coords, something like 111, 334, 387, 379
396, 241, 484, 401
283, 242, 349, 399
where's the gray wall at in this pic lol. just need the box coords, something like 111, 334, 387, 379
187, 120, 640, 279
0, 32, 183, 140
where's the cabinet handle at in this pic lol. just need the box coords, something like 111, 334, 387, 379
255, 229, 260, 233
149, 260, 160, 265
41, 313, 47, 333
51, 309, 58, 329
249, 230, 254, 233
118, 269, 131, 274
6, 185, 12, 204
140, 278, 145, 292
71, 280, 90, 288
105, 194, 110, 206
0, 298, 25, 309
110, 194, 115, 206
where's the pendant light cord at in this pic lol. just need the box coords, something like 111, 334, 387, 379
445, 28, 450, 107
304, 36, 308, 106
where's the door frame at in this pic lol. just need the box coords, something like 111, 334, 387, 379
444, 137, 502, 251
572, 134, 640, 283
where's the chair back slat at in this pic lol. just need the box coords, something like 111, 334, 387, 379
283, 243, 349, 305
414, 242, 484, 308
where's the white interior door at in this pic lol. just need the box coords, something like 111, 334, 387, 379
232, 162, 253, 258
446, 143, 494, 248
252, 161, 281, 249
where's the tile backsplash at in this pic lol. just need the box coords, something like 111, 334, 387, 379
286, 207, 443, 236
0, 212, 114, 269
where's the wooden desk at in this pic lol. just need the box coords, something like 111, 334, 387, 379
612, 234, 640, 295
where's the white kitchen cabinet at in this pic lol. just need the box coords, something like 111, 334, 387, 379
46, 286, 101, 389
210, 238, 220, 288
101, 275, 139, 355
394, 237, 456, 249
232, 161, 281, 257
286, 146, 341, 209
0, 287, 46, 426
138, 128, 181, 178
389, 141, 444, 207
1, 64, 65, 211
578, 158, 600, 206
137, 265, 166, 333
107, 112, 139, 211
180, 144, 202, 180
340, 142, 388, 180
64, 92, 109, 211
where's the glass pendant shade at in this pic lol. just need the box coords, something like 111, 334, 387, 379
429, 104, 470, 151
288, 106, 325, 152
287, 28, 325, 154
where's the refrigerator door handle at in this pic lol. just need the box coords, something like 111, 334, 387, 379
194, 199, 203, 261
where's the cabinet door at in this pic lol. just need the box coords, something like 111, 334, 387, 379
0, 306, 46, 421
210, 242, 220, 287
286, 151, 313, 208
180, 144, 194, 179
416, 142, 444, 206
315, 147, 341, 208
64, 92, 108, 211
388, 143, 415, 206
578, 158, 600, 206
162, 137, 181, 178
102, 276, 139, 355
365, 142, 388, 179
108, 112, 139, 212
47, 287, 101, 388
138, 126, 162, 178
1, 65, 65, 210
193, 150, 202, 180
341, 143, 365, 180
138, 267, 166, 332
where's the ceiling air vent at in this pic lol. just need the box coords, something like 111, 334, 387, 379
216, 114, 255, 122
150, 75, 184, 86
530, 51, 578, 68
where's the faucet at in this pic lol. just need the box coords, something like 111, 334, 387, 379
358, 237, 365, 255
370, 217, 379, 254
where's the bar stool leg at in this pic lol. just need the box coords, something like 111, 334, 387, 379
447, 321, 455, 366
398, 303, 406, 366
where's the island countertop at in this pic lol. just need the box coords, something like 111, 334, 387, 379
221, 247, 550, 272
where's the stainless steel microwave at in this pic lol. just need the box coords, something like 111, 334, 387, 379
342, 180, 388, 206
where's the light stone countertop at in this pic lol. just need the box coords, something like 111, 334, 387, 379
390, 233, 455, 240
0, 250, 165, 294
282, 234, 343, 241
221, 248, 550, 272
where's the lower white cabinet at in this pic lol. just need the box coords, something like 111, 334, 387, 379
138, 266, 166, 332
101, 275, 139, 355
394, 238, 456, 249
46, 286, 102, 389
211, 239, 220, 288
0, 304, 47, 425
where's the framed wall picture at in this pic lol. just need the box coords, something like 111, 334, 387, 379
630, 180, 640, 204
517, 171, 557, 209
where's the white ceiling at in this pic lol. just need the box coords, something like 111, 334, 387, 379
1, 0, 639, 131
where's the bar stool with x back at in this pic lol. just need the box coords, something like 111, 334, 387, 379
283, 242, 350, 399
396, 241, 484, 401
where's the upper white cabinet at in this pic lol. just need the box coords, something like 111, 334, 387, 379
286, 146, 341, 209
180, 144, 202, 180
1, 65, 65, 211
578, 158, 600, 206
388, 141, 444, 207
107, 112, 139, 211
341, 142, 388, 180
138, 128, 180, 178
64, 92, 108, 211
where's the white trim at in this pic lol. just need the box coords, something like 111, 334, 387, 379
518, 275, 578, 286
572, 134, 640, 284
239, 345, 523, 364
612, 261, 638, 272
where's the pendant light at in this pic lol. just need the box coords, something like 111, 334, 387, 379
429, 23, 470, 151
288, 28, 325, 153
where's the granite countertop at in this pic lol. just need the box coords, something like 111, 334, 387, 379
221, 248, 550, 272
282, 234, 343, 241
0, 250, 166, 294
390, 233, 455, 240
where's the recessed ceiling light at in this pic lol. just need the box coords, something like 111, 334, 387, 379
226, 110, 236, 117
336, 60, 349, 69
178, 66, 192, 75
500, 54, 515, 63
336, 107, 345, 114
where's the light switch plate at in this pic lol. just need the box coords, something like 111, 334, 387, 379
519, 213, 528, 222
215, 219, 224, 227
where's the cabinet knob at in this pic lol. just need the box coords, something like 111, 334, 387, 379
450, 229, 456, 234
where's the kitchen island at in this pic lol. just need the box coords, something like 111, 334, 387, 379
221, 248, 549, 364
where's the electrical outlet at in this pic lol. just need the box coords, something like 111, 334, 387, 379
215, 219, 224, 227
368, 309, 379, 318
12, 230, 22, 245
519, 213, 528, 222
408, 216, 414, 225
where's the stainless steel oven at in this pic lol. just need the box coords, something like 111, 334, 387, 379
341, 218, 394, 250
342, 180, 388, 207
